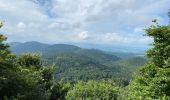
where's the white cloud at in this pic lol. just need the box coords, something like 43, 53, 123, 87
51, 0, 170, 29
16, 22, 26, 32
0, 0, 47, 22
47, 22, 71, 31
0, 0, 169, 46
77, 31, 89, 40
134, 27, 144, 33
17, 22, 26, 29
86, 32, 153, 45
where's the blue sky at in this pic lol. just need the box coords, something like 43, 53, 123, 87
0, 0, 170, 48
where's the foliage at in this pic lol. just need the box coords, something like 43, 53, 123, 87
17, 53, 42, 69
50, 81, 70, 100
66, 80, 119, 100
128, 11, 170, 99
10, 40, 147, 85
0, 23, 68, 100
41, 51, 146, 85
52, 53, 131, 82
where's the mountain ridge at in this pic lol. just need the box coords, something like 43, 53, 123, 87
9, 41, 147, 54
9, 41, 147, 81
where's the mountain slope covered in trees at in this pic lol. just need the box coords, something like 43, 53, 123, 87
10, 42, 147, 83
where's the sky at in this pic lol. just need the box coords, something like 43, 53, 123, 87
0, 0, 170, 50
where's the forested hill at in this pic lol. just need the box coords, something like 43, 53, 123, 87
10, 41, 49, 54
10, 41, 147, 83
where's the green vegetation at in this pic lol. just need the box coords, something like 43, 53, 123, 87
11, 42, 146, 85
0, 23, 68, 100
1, 11, 170, 100
66, 80, 119, 100
111, 56, 148, 71
128, 14, 170, 99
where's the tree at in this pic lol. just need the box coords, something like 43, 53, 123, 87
0, 22, 21, 99
17, 53, 42, 69
0, 22, 68, 100
66, 80, 119, 100
128, 11, 170, 99
50, 81, 69, 100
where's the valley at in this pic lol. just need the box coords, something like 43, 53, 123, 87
10, 41, 147, 85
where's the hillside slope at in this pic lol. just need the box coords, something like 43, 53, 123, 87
10, 41, 49, 54
10, 42, 147, 82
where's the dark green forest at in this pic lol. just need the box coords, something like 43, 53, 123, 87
0, 11, 170, 100
10, 41, 147, 84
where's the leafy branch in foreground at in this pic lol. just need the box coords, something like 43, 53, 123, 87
128, 11, 170, 99
0, 22, 68, 100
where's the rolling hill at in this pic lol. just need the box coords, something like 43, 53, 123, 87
10, 41, 49, 54
10, 42, 148, 83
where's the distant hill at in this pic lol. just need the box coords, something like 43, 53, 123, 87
106, 52, 144, 59
10, 41, 49, 54
10, 42, 121, 63
10, 41, 148, 82
120, 57, 148, 67
75, 49, 120, 63
42, 44, 81, 57
74, 43, 148, 53
9, 42, 21, 47
107, 56, 148, 71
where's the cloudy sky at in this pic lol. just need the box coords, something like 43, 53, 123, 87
0, 0, 170, 47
